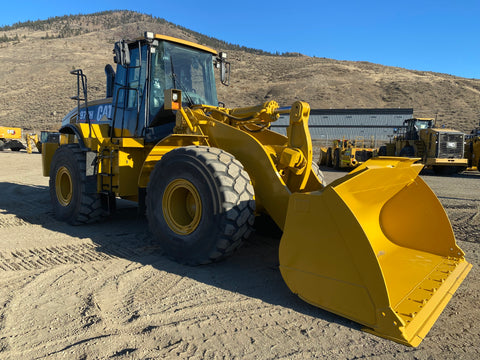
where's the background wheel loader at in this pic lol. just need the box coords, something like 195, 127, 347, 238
380, 118, 468, 175
0, 126, 26, 151
465, 126, 480, 171
319, 137, 377, 169
41, 32, 471, 347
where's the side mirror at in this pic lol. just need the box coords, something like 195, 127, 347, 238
113, 41, 130, 66
217, 52, 230, 86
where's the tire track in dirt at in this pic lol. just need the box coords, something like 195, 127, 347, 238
1, 155, 479, 359
92, 256, 351, 359
441, 202, 480, 243
0, 271, 44, 353
0, 243, 139, 271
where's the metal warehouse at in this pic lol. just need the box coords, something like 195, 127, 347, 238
272, 108, 413, 147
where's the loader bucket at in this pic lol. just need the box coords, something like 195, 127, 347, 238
279, 157, 471, 347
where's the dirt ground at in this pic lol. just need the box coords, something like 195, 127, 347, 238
0, 150, 478, 360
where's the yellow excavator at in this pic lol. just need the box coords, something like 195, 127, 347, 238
41, 32, 471, 347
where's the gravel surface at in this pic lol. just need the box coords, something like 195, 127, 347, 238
0, 151, 478, 359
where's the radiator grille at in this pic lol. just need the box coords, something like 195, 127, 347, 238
438, 133, 464, 158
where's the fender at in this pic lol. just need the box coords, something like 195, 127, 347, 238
59, 124, 89, 151
137, 134, 210, 188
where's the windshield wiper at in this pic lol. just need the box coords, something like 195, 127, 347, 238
169, 55, 194, 107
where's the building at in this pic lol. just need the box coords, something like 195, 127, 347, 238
272, 108, 413, 147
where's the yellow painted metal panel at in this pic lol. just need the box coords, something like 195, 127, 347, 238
137, 134, 210, 189
41, 142, 59, 177
424, 158, 468, 166
279, 157, 471, 346
153, 34, 217, 55
120, 138, 144, 148
117, 148, 145, 198
0, 126, 22, 139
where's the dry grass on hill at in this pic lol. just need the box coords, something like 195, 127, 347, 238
1, 11, 479, 134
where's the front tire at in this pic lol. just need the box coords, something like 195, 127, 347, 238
8, 140, 25, 151
399, 146, 415, 157
146, 146, 255, 265
49, 144, 107, 225
378, 146, 387, 156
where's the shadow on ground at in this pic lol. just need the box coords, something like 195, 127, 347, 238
0, 181, 360, 332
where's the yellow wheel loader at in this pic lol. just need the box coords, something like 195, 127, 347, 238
0, 126, 26, 151
381, 118, 468, 175
41, 32, 471, 347
322, 137, 377, 169
465, 128, 480, 171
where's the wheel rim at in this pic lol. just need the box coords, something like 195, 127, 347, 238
162, 179, 202, 235
55, 166, 73, 206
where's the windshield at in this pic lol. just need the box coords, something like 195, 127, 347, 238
149, 41, 218, 121
416, 120, 431, 130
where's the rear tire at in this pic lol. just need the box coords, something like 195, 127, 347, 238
326, 148, 333, 167
146, 146, 255, 265
49, 144, 107, 225
334, 148, 341, 169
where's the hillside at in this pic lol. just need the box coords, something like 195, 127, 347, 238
1, 10, 479, 133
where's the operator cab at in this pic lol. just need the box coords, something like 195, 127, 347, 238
403, 118, 434, 140
111, 32, 229, 142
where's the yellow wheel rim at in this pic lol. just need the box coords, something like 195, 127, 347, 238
163, 179, 202, 235
55, 166, 73, 207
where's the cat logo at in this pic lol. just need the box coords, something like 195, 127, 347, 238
79, 104, 112, 123
96, 104, 112, 122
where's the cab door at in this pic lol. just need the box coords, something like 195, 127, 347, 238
112, 44, 148, 138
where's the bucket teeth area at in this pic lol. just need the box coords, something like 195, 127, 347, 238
394, 258, 469, 326
279, 157, 471, 347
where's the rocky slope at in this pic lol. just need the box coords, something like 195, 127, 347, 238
1, 11, 479, 133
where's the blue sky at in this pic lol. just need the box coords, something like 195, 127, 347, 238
2, 1, 479, 79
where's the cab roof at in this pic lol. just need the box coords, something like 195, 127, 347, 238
127, 33, 218, 55
153, 34, 217, 55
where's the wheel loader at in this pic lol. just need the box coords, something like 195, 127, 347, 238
465, 127, 480, 171
381, 118, 468, 175
0, 126, 26, 151
321, 137, 377, 169
41, 32, 471, 347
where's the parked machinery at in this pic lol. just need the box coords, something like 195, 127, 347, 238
380, 118, 467, 175
0, 126, 26, 151
41, 32, 471, 347
464, 127, 480, 171
319, 137, 377, 169
26, 133, 40, 153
